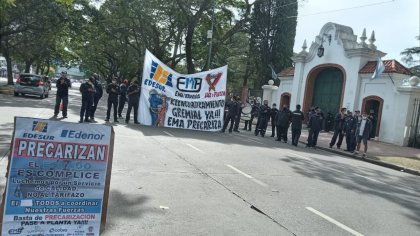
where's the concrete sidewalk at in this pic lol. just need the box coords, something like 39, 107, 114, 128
299, 129, 420, 175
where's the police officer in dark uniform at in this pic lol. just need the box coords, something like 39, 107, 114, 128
344, 111, 356, 152
105, 78, 120, 122
246, 99, 259, 131
255, 100, 270, 137
275, 105, 291, 142
270, 103, 279, 137
118, 79, 129, 118
90, 73, 103, 121
291, 104, 304, 146
79, 77, 96, 123
222, 96, 240, 133
125, 80, 140, 124
54, 71, 72, 118
307, 107, 323, 148
233, 96, 242, 132
329, 107, 347, 149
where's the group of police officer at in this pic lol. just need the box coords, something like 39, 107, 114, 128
79, 75, 140, 124
222, 96, 372, 156
222, 95, 305, 146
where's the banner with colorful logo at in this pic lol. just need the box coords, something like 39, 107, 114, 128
139, 50, 228, 131
0, 117, 114, 236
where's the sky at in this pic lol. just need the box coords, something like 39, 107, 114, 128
293, 0, 419, 66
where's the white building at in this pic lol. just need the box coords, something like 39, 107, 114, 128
263, 22, 420, 146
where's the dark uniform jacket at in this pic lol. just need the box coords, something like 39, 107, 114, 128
344, 116, 356, 133
79, 82, 95, 100
270, 108, 279, 123
259, 105, 270, 120
227, 101, 241, 117
127, 84, 140, 103
94, 80, 103, 99
334, 113, 346, 131
308, 113, 323, 132
56, 77, 72, 97
291, 109, 305, 129
275, 109, 291, 127
106, 83, 120, 102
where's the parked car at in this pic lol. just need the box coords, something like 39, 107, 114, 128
14, 73, 51, 99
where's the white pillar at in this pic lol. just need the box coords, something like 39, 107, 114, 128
262, 80, 278, 105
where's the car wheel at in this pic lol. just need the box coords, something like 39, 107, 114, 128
14, 92, 18, 96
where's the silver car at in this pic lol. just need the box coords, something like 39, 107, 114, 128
14, 73, 50, 99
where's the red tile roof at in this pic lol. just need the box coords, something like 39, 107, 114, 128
278, 67, 295, 77
359, 59, 412, 75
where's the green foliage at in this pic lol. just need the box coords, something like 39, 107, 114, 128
1, 0, 299, 90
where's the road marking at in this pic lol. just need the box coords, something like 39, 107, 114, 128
186, 143, 205, 153
163, 131, 174, 137
353, 174, 387, 185
306, 207, 364, 236
288, 152, 311, 161
226, 164, 268, 187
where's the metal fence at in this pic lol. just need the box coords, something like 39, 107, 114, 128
408, 98, 420, 148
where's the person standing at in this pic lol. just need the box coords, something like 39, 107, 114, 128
241, 100, 252, 130
344, 111, 356, 152
233, 96, 242, 132
105, 78, 120, 122
118, 79, 129, 118
125, 80, 141, 124
222, 96, 240, 133
270, 103, 279, 137
54, 71, 72, 119
79, 77, 96, 123
355, 112, 373, 158
245, 99, 259, 131
255, 100, 270, 137
275, 105, 291, 142
307, 108, 323, 148
329, 107, 347, 149
291, 104, 304, 146
90, 73, 103, 121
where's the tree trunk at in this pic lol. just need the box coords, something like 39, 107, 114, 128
185, 24, 195, 74
25, 61, 32, 73
5, 51, 14, 85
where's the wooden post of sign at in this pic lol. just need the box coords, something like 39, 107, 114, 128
100, 127, 115, 233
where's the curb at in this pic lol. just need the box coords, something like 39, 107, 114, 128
299, 141, 420, 176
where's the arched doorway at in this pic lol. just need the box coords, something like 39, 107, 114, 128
303, 65, 346, 119
362, 96, 383, 137
280, 92, 291, 108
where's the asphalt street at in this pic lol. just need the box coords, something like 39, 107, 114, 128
0, 87, 419, 235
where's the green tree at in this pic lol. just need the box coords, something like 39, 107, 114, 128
248, 0, 297, 89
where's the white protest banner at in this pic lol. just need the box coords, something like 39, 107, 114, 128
139, 50, 227, 131
0, 117, 114, 236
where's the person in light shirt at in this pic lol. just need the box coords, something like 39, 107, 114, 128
355, 112, 373, 158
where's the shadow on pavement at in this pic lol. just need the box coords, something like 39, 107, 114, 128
282, 156, 420, 228
103, 190, 161, 232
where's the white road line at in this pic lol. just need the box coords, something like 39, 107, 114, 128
288, 152, 311, 161
186, 143, 205, 154
306, 207, 364, 236
226, 164, 268, 187
163, 131, 174, 137
353, 174, 387, 185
